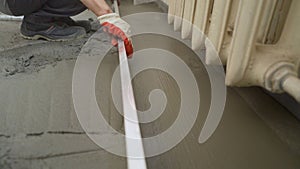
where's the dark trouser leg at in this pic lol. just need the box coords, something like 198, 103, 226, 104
7, 0, 47, 16
21, 0, 87, 31
34, 0, 87, 17
17, 0, 87, 41
7, 0, 86, 17
5, 0, 86, 30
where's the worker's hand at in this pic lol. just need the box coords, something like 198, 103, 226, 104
98, 13, 133, 57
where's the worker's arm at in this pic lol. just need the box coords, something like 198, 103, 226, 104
80, 0, 133, 57
80, 0, 112, 16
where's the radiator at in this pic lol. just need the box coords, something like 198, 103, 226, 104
166, 0, 300, 102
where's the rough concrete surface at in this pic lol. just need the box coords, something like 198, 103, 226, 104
0, 0, 300, 169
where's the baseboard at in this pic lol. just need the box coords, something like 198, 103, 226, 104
155, 0, 168, 13
134, 0, 156, 5
269, 92, 300, 120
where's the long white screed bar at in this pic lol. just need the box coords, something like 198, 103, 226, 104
113, 1, 148, 169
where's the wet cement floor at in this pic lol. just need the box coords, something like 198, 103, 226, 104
0, 0, 300, 169
132, 34, 300, 169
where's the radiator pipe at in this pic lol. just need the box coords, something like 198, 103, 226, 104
282, 75, 300, 102
265, 62, 300, 103
0, 15, 23, 21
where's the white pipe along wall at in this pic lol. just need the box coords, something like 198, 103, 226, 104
0, 14, 23, 21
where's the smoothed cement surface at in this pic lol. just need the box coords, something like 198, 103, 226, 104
132, 34, 300, 169
0, 0, 300, 169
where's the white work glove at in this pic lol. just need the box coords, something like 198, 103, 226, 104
98, 13, 133, 57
